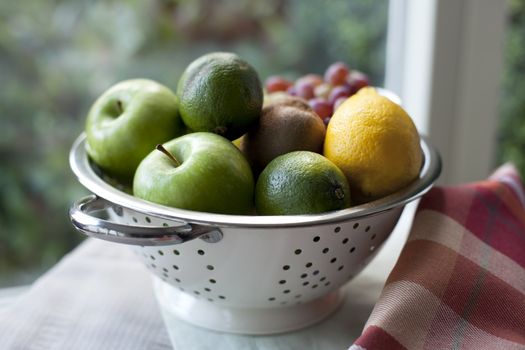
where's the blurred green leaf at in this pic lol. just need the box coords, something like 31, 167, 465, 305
497, 0, 525, 178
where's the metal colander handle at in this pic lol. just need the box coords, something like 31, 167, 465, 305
69, 195, 223, 246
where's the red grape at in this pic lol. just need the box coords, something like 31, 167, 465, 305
314, 83, 332, 99
287, 85, 297, 96
346, 71, 369, 94
296, 74, 323, 87
308, 98, 333, 119
324, 62, 350, 86
328, 85, 351, 105
265, 76, 293, 93
294, 81, 315, 99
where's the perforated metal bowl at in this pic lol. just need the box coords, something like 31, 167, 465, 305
69, 133, 440, 334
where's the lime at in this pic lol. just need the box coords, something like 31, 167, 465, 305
176, 52, 263, 140
255, 151, 351, 215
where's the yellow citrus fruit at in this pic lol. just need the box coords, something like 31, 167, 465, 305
255, 151, 351, 215
232, 135, 244, 149
323, 87, 422, 203
176, 52, 263, 141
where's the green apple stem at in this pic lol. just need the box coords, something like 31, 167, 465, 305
156, 144, 181, 167
116, 100, 123, 114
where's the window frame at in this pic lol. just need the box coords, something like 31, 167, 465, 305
385, 0, 508, 184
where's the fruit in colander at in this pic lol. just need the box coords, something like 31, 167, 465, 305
133, 132, 255, 215
239, 99, 326, 175
255, 151, 351, 215
85, 79, 185, 182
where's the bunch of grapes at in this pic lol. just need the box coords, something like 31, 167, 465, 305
264, 62, 370, 125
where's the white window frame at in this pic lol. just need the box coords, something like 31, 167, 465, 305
385, 0, 507, 185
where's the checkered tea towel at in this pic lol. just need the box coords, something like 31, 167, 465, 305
351, 164, 525, 350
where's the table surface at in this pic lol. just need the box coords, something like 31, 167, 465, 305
0, 203, 416, 350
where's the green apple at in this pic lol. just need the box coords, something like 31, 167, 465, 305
85, 79, 185, 181
133, 132, 254, 215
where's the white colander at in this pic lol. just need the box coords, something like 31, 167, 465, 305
69, 133, 440, 334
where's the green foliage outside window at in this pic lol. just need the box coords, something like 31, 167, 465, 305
498, 0, 525, 177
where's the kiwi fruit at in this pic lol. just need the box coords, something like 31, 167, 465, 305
263, 93, 312, 111
240, 101, 326, 175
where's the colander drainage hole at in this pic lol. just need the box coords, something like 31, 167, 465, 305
209, 279, 216, 284
342, 238, 349, 244
371, 234, 377, 240
279, 280, 286, 285
162, 267, 168, 273
334, 226, 341, 233
173, 249, 180, 256
312, 284, 318, 289
320, 277, 326, 282
313, 270, 320, 276
268, 297, 276, 301
197, 249, 205, 255
145, 217, 151, 223
132, 217, 138, 223
207, 298, 214, 302
313, 236, 320, 242
353, 223, 359, 229
300, 273, 307, 279
365, 225, 371, 232
207, 265, 214, 270
218, 295, 226, 300
173, 265, 179, 270
194, 291, 200, 295
303, 281, 309, 286
305, 262, 313, 268
325, 282, 331, 287
151, 264, 156, 269
163, 272, 168, 278
150, 255, 155, 260
322, 248, 329, 254
294, 249, 302, 255
338, 265, 344, 271
350, 246, 356, 253
330, 257, 337, 263
158, 250, 164, 256
162, 223, 168, 227
175, 278, 181, 283
204, 288, 211, 292
282, 265, 290, 270
283, 290, 290, 294
295, 294, 302, 299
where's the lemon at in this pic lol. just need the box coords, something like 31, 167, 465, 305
177, 52, 263, 140
324, 87, 422, 203
255, 151, 351, 215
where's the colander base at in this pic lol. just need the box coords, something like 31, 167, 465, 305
153, 277, 345, 335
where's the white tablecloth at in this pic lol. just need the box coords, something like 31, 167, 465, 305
0, 204, 416, 350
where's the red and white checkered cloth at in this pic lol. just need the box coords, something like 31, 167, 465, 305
351, 164, 525, 350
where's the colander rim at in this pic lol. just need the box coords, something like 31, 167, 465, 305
69, 133, 441, 228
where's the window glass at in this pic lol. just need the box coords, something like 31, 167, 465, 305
0, 0, 388, 287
